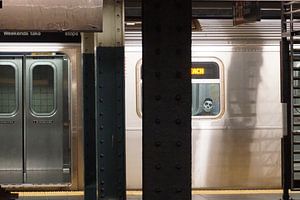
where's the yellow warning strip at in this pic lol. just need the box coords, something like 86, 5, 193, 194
14, 189, 300, 197
127, 190, 142, 196
192, 190, 283, 195
127, 189, 300, 196
16, 191, 83, 197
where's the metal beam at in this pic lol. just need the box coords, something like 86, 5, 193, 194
82, 33, 97, 200
97, 0, 124, 47
142, 0, 192, 199
95, 0, 126, 199
96, 47, 125, 199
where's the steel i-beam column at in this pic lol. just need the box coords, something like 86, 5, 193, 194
280, 2, 291, 199
96, 0, 126, 199
142, 0, 192, 200
82, 33, 97, 200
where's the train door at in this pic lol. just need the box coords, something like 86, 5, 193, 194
25, 57, 66, 184
0, 57, 23, 183
0, 55, 70, 185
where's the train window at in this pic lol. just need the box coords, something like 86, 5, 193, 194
135, 58, 224, 119
136, 59, 143, 118
191, 61, 223, 118
31, 65, 55, 114
0, 65, 16, 114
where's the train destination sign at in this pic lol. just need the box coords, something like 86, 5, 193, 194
191, 68, 205, 76
192, 62, 219, 79
0, 0, 103, 31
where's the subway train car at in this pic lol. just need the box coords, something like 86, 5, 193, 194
125, 19, 283, 189
0, 19, 283, 190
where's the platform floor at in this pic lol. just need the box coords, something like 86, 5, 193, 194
15, 190, 300, 200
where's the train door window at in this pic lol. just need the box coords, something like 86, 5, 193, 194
31, 65, 55, 114
192, 59, 224, 118
0, 64, 16, 114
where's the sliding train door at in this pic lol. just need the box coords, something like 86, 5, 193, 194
25, 57, 65, 184
0, 57, 23, 184
0, 55, 70, 185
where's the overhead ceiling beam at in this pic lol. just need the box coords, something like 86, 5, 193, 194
125, 1, 282, 19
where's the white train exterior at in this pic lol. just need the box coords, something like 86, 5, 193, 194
126, 19, 282, 189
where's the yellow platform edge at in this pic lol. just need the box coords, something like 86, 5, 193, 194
15, 189, 300, 197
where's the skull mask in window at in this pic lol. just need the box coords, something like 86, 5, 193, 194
203, 98, 213, 113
